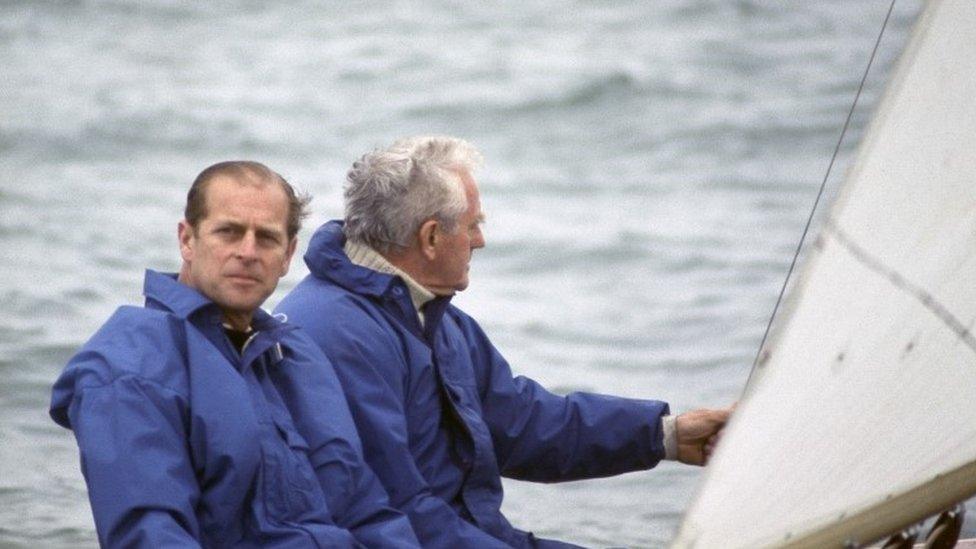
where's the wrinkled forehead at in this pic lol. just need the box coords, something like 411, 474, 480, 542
456, 169, 483, 214
203, 176, 289, 222
451, 168, 477, 196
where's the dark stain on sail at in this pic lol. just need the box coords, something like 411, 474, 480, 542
899, 333, 919, 360
831, 349, 848, 374
813, 234, 826, 251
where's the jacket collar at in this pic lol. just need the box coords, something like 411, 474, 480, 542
143, 269, 216, 319
304, 221, 457, 342
142, 269, 289, 335
304, 220, 403, 298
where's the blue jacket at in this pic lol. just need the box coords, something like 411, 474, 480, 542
275, 221, 670, 548
50, 270, 420, 548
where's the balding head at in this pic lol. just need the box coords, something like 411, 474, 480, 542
185, 161, 311, 240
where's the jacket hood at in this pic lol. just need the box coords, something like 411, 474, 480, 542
51, 270, 294, 429
304, 220, 401, 298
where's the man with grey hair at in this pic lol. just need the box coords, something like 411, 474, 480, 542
276, 137, 731, 548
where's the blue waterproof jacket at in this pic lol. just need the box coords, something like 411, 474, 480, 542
50, 270, 419, 548
275, 221, 670, 548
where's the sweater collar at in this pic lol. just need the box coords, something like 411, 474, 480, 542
303, 221, 454, 335
343, 239, 437, 312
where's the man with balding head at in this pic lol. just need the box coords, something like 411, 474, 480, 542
51, 162, 419, 547
276, 137, 731, 548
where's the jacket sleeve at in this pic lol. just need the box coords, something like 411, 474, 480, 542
64, 375, 203, 548
295, 312, 512, 549
459, 314, 671, 482
273, 333, 421, 548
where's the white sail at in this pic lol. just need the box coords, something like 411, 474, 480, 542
672, 0, 976, 547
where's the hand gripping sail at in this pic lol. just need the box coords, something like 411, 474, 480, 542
672, 0, 976, 547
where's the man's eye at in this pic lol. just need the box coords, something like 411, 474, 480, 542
257, 231, 280, 244
214, 226, 243, 239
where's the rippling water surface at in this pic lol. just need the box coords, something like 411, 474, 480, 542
4, 1, 960, 547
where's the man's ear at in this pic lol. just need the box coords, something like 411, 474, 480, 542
281, 236, 298, 276
417, 219, 439, 260
178, 220, 194, 262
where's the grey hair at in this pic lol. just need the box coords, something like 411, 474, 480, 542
343, 135, 483, 253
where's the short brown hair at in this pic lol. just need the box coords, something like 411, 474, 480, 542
184, 161, 311, 239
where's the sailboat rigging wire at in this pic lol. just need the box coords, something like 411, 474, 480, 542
746, 0, 899, 384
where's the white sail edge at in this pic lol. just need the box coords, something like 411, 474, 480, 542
743, 0, 944, 403
780, 458, 976, 548
672, 0, 976, 546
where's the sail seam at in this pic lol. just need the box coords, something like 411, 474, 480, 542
825, 220, 976, 355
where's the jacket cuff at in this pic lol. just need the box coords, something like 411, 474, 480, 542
662, 414, 677, 460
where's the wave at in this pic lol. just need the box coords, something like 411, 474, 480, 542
403, 69, 709, 119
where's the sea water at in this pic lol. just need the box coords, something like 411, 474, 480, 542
3, 1, 959, 547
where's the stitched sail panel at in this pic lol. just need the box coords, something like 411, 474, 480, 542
673, 0, 976, 546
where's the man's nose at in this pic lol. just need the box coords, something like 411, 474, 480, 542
235, 232, 258, 260
471, 226, 486, 249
